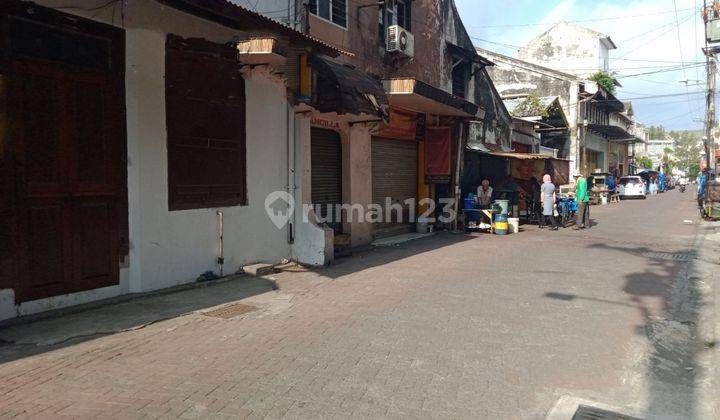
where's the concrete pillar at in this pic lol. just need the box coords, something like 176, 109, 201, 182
292, 112, 333, 266
344, 124, 373, 247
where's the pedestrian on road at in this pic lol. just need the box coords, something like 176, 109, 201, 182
573, 171, 590, 230
540, 174, 559, 230
650, 177, 658, 195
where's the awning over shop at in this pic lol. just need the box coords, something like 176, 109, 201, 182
236, 37, 285, 66
587, 123, 643, 143
156, 0, 348, 57
446, 42, 494, 66
466, 142, 510, 154
490, 152, 564, 160
588, 88, 624, 112
309, 55, 389, 119
382, 78, 479, 117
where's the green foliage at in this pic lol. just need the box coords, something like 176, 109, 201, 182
510, 91, 549, 118
589, 71, 616, 95
673, 131, 704, 179
648, 125, 666, 140
635, 155, 654, 169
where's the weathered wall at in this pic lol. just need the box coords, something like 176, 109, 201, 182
518, 22, 609, 79
479, 48, 581, 170
1, 0, 297, 320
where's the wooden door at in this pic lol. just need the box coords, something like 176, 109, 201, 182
12, 61, 123, 302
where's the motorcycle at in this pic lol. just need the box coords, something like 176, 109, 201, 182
679, 184, 686, 193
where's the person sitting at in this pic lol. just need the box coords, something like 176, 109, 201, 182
476, 179, 493, 208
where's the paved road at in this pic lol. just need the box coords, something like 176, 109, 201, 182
0, 190, 717, 419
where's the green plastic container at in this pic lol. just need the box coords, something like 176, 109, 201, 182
493, 199, 509, 215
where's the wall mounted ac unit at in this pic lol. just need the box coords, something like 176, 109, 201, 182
386, 25, 414, 58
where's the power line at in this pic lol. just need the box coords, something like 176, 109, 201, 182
671, 0, 694, 116
616, 63, 705, 78
616, 13, 695, 59
468, 7, 695, 29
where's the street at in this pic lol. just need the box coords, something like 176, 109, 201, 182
0, 190, 718, 419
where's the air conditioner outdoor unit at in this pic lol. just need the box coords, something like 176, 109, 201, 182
386, 25, 414, 58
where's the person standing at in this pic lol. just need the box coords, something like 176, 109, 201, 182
540, 174, 558, 230
573, 171, 590, 229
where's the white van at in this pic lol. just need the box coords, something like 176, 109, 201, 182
618, 176, 646, 199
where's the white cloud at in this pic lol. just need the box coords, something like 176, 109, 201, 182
503, 0, 706, 129
539, 0, 577, 26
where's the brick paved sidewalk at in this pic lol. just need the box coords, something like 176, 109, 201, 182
0, 192, 716, 419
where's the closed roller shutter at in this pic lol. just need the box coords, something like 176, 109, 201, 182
311, 128, 342, 233
372, 137, 417, 237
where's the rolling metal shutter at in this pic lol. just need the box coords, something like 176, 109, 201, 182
372, 137, 417, 237
311, 128, 342, 233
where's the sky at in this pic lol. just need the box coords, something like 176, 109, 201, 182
455, 0, 709, 131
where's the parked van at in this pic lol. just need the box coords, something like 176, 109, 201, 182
618, 176, 646, 199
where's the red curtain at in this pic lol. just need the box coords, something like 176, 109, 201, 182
378, 107, 418, 140
425, 127, 451, 176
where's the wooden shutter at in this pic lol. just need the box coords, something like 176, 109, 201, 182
5, 3, 127, 302
166, 35, 247, 211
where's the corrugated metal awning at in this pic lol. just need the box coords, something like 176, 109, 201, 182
155, 0, 351, 57
309, 55, 389, 119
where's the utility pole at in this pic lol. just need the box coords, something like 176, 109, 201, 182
706, 58, 716, 172
703, 1, 717, 173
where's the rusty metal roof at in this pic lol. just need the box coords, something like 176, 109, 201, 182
309, 55, 389, 118
156, 0, 352, 57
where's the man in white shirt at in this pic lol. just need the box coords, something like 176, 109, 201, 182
476, 179, 493, 207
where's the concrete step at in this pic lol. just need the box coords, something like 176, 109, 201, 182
241, 263, 274, 277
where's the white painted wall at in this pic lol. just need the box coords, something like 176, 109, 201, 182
519, 22, 611, 79
1, 0, 299, 320
586, 132, 609, 172
291, 112, 333, 265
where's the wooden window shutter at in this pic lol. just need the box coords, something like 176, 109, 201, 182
165, 35, 247, 211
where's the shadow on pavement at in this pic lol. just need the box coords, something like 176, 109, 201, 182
313, 230, 475, 280
546, 240, 707, 419
0, 231, 474, 365
0, 275, 277, 364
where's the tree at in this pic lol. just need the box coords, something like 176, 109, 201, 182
635, 155, 653, 169
510, 91, 548, 118
648, 125, 666, 140
590, 71, 616, 95
662, 147, 676, 173
673, 132, 704, 179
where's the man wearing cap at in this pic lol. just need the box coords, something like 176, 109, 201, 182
573, 170, 590, 229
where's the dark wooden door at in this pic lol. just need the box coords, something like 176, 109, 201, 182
12, 60, 122, 302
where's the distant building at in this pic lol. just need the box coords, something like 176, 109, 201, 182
638, 137, 676, 168
518, 21, 617, 79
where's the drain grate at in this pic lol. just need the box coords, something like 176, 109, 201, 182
573, 405, 641, 420
642, 252, 693, 262
202, 303, 257, 319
